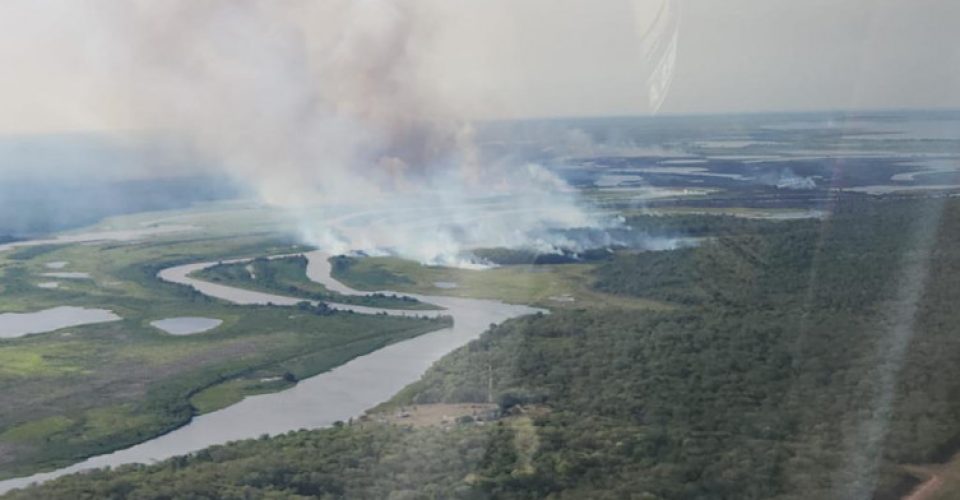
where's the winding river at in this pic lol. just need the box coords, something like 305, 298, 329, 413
0, 251, 538, 493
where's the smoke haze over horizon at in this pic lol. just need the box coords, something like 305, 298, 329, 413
1, 0, 623, 263
1, 0, 958, 263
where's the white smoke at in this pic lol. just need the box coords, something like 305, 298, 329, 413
65, 0, 606, 265
768, 169, 817, 190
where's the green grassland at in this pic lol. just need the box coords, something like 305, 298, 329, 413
330, 255, 672, 311
0, 220, 450, 479
194, 255, 440, 310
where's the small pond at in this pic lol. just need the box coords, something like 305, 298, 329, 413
0, 306, 120, 339
150, 317, 223, 335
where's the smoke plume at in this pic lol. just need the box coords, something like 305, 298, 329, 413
77, 0, 600, 265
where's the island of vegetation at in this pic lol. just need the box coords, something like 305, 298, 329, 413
193, 255, 440, 310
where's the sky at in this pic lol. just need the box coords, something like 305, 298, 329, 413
1, 0, 958, 136
419, 0, 960, 118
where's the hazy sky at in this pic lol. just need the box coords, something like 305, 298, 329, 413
1, 0, 958, 134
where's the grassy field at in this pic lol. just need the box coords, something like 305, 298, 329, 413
0, 218, 450, 479
330, 255, 672, 311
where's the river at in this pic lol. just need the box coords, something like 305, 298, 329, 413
0, 251, 538, 493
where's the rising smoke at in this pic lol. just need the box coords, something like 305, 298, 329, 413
0, 0, 685, 265
79, 0, 614, 265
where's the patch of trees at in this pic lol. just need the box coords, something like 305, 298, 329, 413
473, 215, 812, 268
624, 212, 808, 237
